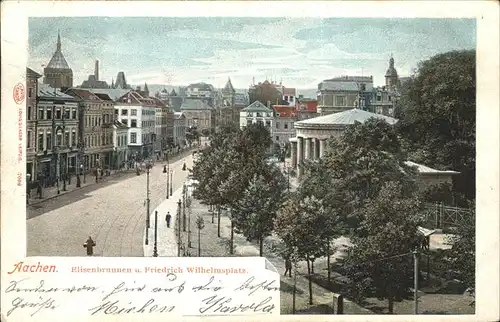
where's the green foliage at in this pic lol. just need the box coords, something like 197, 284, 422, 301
318, 118, 418, 231
341, 182, 422, 312
232, 165, 288, 255
446, 207, 475, 298
395, 50, 476, 201
248, 83, 288, 106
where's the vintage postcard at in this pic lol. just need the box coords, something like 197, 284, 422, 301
1, 1, 499, 321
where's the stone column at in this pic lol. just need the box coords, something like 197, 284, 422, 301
304, 138, 311, 160
315, 139, 321, 159
319, 139, 326, 158
297, 137, 304, 177
291, 141, 297, 168
312, 138, 318, 160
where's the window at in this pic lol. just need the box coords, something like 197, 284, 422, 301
72, 109, 77, 119
38, 108, 44, 120
27, 130, 32, 148
71, 130, 76, 146
64, 108, 70, 119
290, 96, 294, 101
130, 132, 137, 143
246, 120, 252, 126
114, 109, 118, 116
276, 122, 279, 129
28, 88, 33, 98
98, 118, 101, 126
284, 123, 288, 129
56, 108, 62, 119
56, 131, 62, 146
276, 136, 279, 141
46, 133, 52, 150
124, 136, 127, 146
64, 132, 70, 146
38, 133, 44, 151
377, 94, 381, 101
131, 109, 137, 116
85, 137, 88, 148
265, 121, 271, 127
256, 112, 262, 117
284, 96, 288, 101
121, 109, 128, 116
388, 95, 392, 101
46, 108, 52, 120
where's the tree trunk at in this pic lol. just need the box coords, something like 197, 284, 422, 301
388, 297, 394, 314
198, 229, 201, 256
311, 259, 315, 274
217, 206, 221, 238
306, 257, 313, 305
230, 220, 234, 255
327, 239, 331, 283
259, 236, 264, 257
211, 205, 214, 223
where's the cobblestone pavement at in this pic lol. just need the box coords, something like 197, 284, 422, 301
26, 152, 195, 257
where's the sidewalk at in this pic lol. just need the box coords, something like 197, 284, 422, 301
143, 186, 184, 257
27, 169, 135, 206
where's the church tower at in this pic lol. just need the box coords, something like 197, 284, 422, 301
43, 30, 73, 89
385, 55, 399, 88
221, 77, 236, 106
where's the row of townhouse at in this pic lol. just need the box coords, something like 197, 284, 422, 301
25, 68, 187, 184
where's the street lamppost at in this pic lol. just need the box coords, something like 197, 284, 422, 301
144, 160, 153, 245
153, 210, 158, 257
163, 155, 170, 199
170, 170, 173, 196
177, 198, 182, 257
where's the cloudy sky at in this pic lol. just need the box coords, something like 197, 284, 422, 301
28, 17, 475, 89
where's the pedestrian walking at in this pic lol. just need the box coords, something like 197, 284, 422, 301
165, 212, 172, 228
284, 256, 292, 277
83, 236, 96, 256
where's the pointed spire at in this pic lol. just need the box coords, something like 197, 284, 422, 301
57, 29, 61, 52
144, 82, 149, 91
111, 77, 114, 88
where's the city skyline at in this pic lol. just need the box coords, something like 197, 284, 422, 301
29, 17, 475, 89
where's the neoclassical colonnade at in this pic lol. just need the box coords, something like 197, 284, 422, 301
289, 125, 343, 177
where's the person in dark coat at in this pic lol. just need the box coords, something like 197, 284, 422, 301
83, 236, 96, 256
165, 212, 172, 228
284, 256, 292, 277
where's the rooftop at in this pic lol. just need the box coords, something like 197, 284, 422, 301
405, 161, 460, 175
273, 105, 297, 118
89, 88, 133, 101
180, 99, 214, 110
38, 84, 76, 100
242, 100, 273, 113
295, 108, 398, 127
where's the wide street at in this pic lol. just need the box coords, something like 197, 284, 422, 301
27, 154, 194, 257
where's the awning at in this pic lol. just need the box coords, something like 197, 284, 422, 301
417, 226, 437, 237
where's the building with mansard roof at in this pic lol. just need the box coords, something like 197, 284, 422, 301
26, 68, 42, 183
43, 31, 73, 89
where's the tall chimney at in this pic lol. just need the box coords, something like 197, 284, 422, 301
94, 60, 99, 81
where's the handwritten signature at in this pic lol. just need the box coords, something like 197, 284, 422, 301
6, 296, 57, 317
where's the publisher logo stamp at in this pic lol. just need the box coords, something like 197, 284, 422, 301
13, 83, 25, 105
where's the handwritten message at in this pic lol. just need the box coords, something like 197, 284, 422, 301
1, 257, 280, 320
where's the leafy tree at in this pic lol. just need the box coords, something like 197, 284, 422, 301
275, 195, 332, 304
446, 206, 475, 303
341, 181, 423, 314
248, 82, 288, 106
195, 215, 205, 256
395, 50, 476, 201
201, 128, 211, 137
319, 118, 418, 232
233, 165, 287, 256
